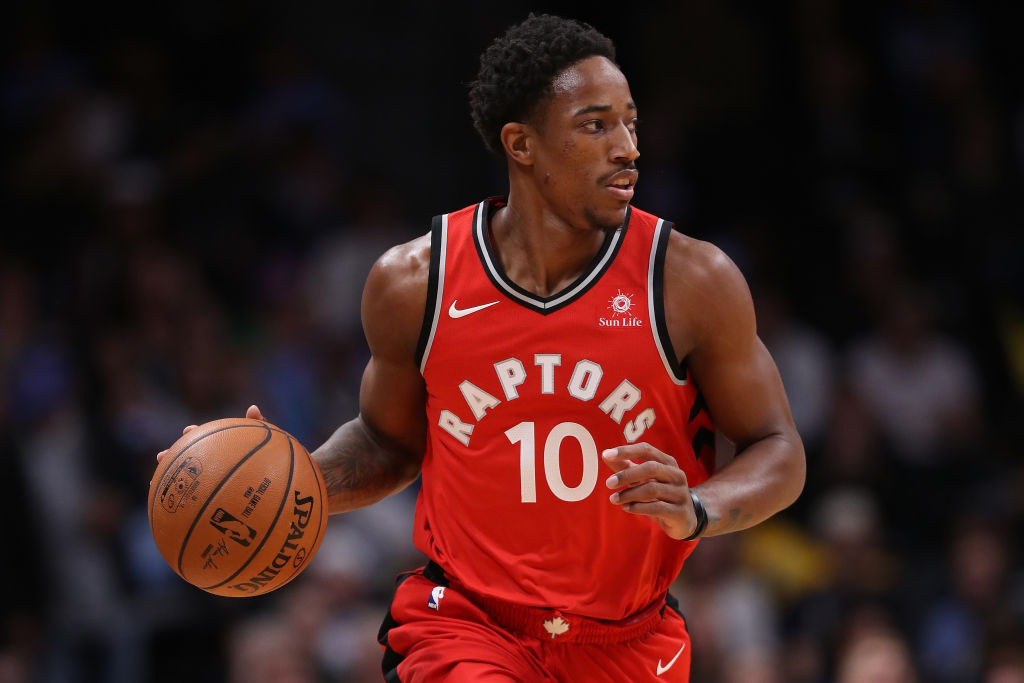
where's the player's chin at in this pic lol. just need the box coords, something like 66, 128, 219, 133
585, 203, 630, 231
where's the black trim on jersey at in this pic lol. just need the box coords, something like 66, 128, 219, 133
422, 560, 449, 585
473, 197, 631, 315
665, 592, 688, 630
652, 221, 689, 382
378, 566, 446, 683
379, 609, 404, 683
414, 215, 444, 368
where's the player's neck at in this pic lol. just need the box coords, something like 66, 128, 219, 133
491, 191, 610, 298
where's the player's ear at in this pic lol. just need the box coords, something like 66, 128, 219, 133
500, 122, 534, 165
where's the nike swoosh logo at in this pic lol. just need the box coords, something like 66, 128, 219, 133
448, 300, 499, 318
656, 642, 686, 676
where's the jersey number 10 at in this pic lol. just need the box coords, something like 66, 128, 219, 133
505, 422, 598, 503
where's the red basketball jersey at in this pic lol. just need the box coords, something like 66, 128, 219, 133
414, 197, 716, 621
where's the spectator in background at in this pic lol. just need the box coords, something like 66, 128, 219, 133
227, 615, 316, 683
847, 279, 982, 461
983, 636, 1024, 683
816, 377, 889, 498
835, 622, 919, 683
783, 487, 905, 682
752, 279, 836, 456
845, 278, 985, 549
10, 333, 131, 682
917, 516, 1024, 683
673, 534, 782, 683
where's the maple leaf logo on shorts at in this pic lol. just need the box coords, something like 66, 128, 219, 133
543, 617, 570, 638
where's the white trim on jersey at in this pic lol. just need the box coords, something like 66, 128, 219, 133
649, 219, 689, 386
475, 201, 625, 310
419, 213, 449, 375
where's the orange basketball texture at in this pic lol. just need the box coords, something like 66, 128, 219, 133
148, 418, 329, 597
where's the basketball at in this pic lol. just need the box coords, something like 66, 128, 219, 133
148, 417, 329, 597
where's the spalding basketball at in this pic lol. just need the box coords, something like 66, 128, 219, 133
148, 417, 329, 597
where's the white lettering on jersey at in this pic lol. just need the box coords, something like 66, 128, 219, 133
508, 421, 600, 503
567, 360, 603, 401
505, 421, 537, 503
599, 379, 641, 424
543, 422, 599, 502
494, 358, 527, 400
624, 408, 656, 443
534, 354, 561, 395
459, 380, 501, 420
438, 410, 474, 446
438, 353, 660, 447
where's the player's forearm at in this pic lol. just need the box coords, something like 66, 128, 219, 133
693, 431, 805, 537
311, 417, 423, 515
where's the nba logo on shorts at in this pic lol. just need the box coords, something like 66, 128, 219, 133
428, 586, 445, 610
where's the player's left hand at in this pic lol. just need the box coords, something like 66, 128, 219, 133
603, 443, 698, 540
156, 404, 265, 464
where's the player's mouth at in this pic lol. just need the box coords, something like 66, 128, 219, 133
604, 169, 638, 200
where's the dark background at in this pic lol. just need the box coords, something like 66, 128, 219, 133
2, 1, 1023, 681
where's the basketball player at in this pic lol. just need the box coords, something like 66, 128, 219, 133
162, 14, 805, 681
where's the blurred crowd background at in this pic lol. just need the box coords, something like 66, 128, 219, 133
2, 1, 1023, 682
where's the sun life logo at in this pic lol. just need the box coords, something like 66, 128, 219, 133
608, 289, 635, 318
599, 288, 643, 328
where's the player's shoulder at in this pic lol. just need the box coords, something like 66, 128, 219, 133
660, 227, 756, 352
627, 205, 737, 283
362, 232, 432, 359
664, 229, 747, 295
365, 232, 431, 300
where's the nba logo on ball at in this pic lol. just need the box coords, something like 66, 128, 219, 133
226, 489, 317, 594
148, 418, 329, 597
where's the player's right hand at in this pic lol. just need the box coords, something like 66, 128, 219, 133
155, 404, 265, 463
602, 442, 699, 540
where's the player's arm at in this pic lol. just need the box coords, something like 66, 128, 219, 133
604, 232, 805, 538
668, 235, 805, 536
311, 234, 431, 515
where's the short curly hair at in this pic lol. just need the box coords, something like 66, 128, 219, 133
468, 14, 617, 157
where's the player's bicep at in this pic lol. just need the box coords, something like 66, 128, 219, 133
691, 334, 796, 451
668, 237, 797, 449
357, 234, 431, 458
359, 354, 428, 459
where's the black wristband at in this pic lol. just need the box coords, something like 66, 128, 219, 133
683, 489, 708, 541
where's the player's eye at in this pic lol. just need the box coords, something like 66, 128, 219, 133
581, 120, 604, 132
627, 118, 639, 133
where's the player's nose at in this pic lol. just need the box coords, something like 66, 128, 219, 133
610, 122, 639, 163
